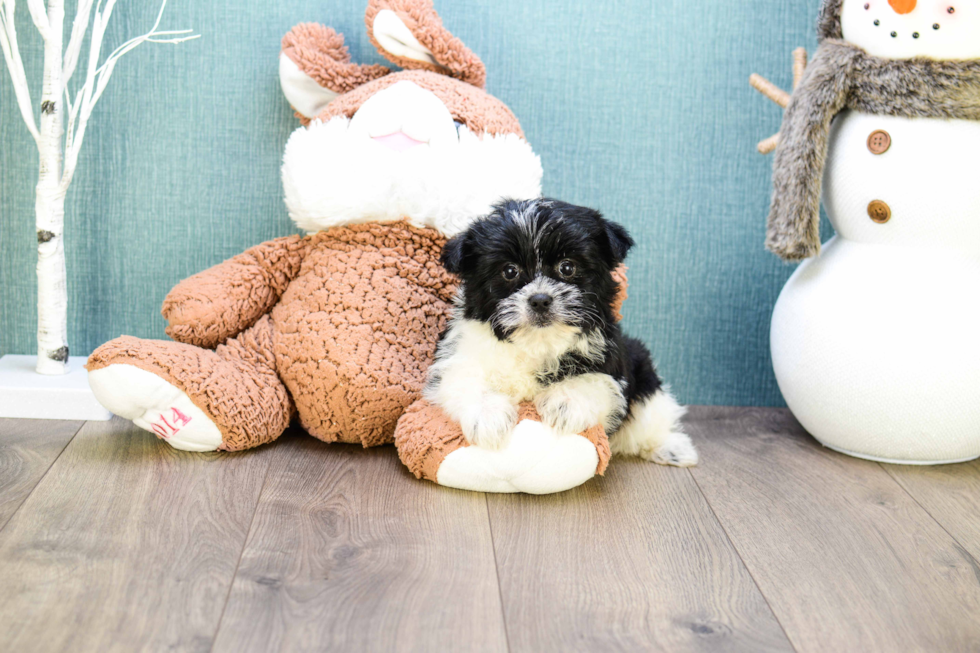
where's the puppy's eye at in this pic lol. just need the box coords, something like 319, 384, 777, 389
502, 264, 520, 281
557, 260, 576, 278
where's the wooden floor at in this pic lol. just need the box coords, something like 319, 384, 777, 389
1, 408, 979, 652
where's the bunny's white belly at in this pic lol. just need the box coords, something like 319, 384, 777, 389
771, 111, 980, 463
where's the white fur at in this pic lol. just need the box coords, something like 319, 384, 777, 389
535, 373, 626, 435
425, 317, 602, 448
281, 82, 542, 237
427, 315, 698, 466
453, 390, 518, 451
493, 275, 596, 335
508, 198, 557, 257
611, 389, 698, 467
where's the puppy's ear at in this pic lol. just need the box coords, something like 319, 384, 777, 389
603, 220, 635, 263
440, 233, 470, 274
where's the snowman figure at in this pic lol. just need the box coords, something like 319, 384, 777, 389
755, 0, 980, 463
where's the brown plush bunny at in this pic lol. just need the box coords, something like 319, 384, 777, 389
86, 0, 543, 452
86, 1, 623, 493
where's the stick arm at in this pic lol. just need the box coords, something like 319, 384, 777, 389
750, 47, 808, 154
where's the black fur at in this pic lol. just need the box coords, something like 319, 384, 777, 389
441, 198, 662, 430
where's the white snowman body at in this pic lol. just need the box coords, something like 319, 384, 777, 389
770, 0, 980, 463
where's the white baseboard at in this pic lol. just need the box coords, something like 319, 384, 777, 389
0, 355, 112, 421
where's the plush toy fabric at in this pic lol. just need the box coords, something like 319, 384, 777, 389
396, 402, 611, 494
86, 0, 624, 492
89, 223, 455, 450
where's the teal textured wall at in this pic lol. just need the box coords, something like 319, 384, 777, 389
0, 0, 822, 407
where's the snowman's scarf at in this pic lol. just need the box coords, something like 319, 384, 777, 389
767, 39, 980, 260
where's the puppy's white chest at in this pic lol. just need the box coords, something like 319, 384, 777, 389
453, 320, 584, 401
480, 350, 544, 401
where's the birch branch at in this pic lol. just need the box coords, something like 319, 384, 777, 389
63, 0, 108, 165
0, 0, 40, 143
25, 0, 49, 40
62, 0, 94, 85
61, 0, 199, 191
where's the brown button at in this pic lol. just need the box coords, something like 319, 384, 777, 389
868, 200, 892, 224
867, 130, 892, 154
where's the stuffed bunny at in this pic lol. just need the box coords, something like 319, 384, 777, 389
88, 0, 626, 492
84, 0, 636, 493
86, 0, 542, 453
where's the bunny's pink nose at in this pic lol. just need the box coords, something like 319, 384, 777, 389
373, 131, 426, 152
888, 0, 917, 14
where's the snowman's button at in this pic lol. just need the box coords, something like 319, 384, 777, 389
868, 200, 892, 224
867, 130, 892, 154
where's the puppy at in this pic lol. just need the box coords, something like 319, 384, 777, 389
424, 198, 698, 467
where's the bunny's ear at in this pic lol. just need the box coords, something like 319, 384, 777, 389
365, 0, 486, 89
280, 23, 390, 119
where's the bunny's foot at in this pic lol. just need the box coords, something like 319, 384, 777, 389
86, 316, 293, 452
88, 363, 222, 452
395, 401, 609, 494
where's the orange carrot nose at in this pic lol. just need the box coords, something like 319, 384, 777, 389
888, 0, 917, 14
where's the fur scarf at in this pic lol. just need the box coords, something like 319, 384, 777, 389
767, 39, 980, 260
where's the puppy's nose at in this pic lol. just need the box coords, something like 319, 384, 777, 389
528, 293, 553, 313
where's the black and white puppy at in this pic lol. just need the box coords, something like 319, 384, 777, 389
425, 198, 698, 467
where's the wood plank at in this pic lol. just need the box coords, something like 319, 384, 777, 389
0, 418, 83, 532
487, 458, 793, 652
211, 437, 508, 653
0, 417, 275, 653
885, 459, 980, 562
688, 406, 980, 653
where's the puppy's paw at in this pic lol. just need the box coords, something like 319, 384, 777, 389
461, 395, 518, 450
535, 391, 598, 436
642, 431, 699, 467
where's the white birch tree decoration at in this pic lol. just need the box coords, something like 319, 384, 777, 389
0, 0, 198, 375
